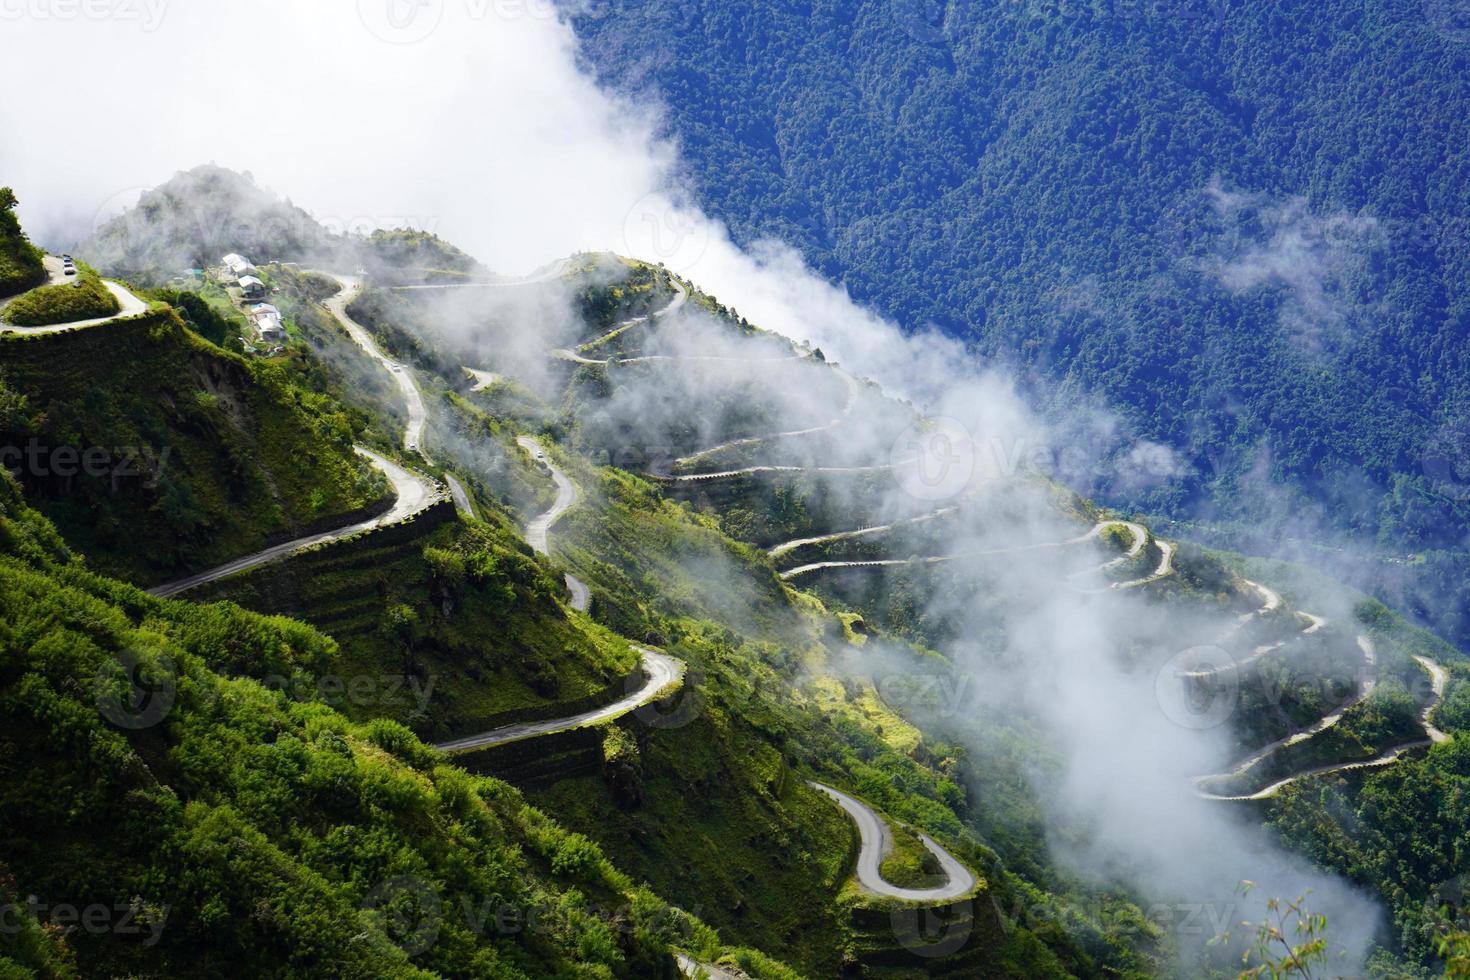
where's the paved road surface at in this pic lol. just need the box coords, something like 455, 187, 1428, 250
517, 435, 591, 612
320, 274, 430, 457
780, 520, 1150, 583
809, 782, 977, 902
576, 279, 688, 353
148, 447, 438, 597
434, 648, 683, 753
1, 259, 149, 334
464, 367, 501, 391
768, 506, 961, 559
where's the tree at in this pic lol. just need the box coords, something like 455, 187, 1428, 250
0, 188, 16, 212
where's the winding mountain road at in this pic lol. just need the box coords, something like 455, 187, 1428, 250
517, 435, 592, 613
768, 506, 961, 560
809, 782, 977, 902
576, 279, 688, 353
464, 367, 501, 391
778, 519, 1158, 585
433, 648, 684, 753
148, 447, 439, 597
1188, 634, 1457, 802
445, 473, 476, 518
673, 369, 862, 470
1, 260, 150, 334
320, 273, 430, 457
387, 259, 573, 292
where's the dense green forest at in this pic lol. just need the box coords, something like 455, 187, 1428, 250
568, 0, 1470, 649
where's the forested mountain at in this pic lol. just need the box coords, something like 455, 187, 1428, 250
567, 0, 1470, 645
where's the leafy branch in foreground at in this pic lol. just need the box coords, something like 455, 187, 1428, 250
1211, 882, 1328, 980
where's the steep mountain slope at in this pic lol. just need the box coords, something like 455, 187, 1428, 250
0, 470, 796, 979
568, 0, 1470, 649
23, 168, 1470, 975
0, 307, 386, 586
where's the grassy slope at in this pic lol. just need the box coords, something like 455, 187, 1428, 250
2, 267, 119, 326
0, 307, 385, 585
0, 470, 801, 979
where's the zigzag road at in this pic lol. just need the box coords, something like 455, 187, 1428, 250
516, 435, 592, 614
149, 274, 449, 596
809, 781, 977, 902
433, 647, 684, 753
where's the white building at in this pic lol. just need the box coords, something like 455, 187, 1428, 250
255, 312, 285, 342
238, 275, 266, 301
221, 253, 256, 279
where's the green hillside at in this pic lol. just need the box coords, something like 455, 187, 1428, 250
192, 507, 643, 744
0, 469, 797, 979
0, 307, 386, 586
0, 187, 44, 297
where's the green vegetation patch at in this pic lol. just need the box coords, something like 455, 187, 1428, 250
3, 266, 120, 326
0, 188, 44, 298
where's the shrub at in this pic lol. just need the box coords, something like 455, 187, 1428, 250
3, 272, 121, 326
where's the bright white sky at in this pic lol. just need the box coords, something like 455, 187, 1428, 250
0, 0, 958, 399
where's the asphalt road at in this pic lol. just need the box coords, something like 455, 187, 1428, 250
1, 257, 149, 334
433, 647, 683, 753
517, 434, 591, 613
809, 781, 977, 902
322, 274, 430, 457
148, 447, 438, 597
